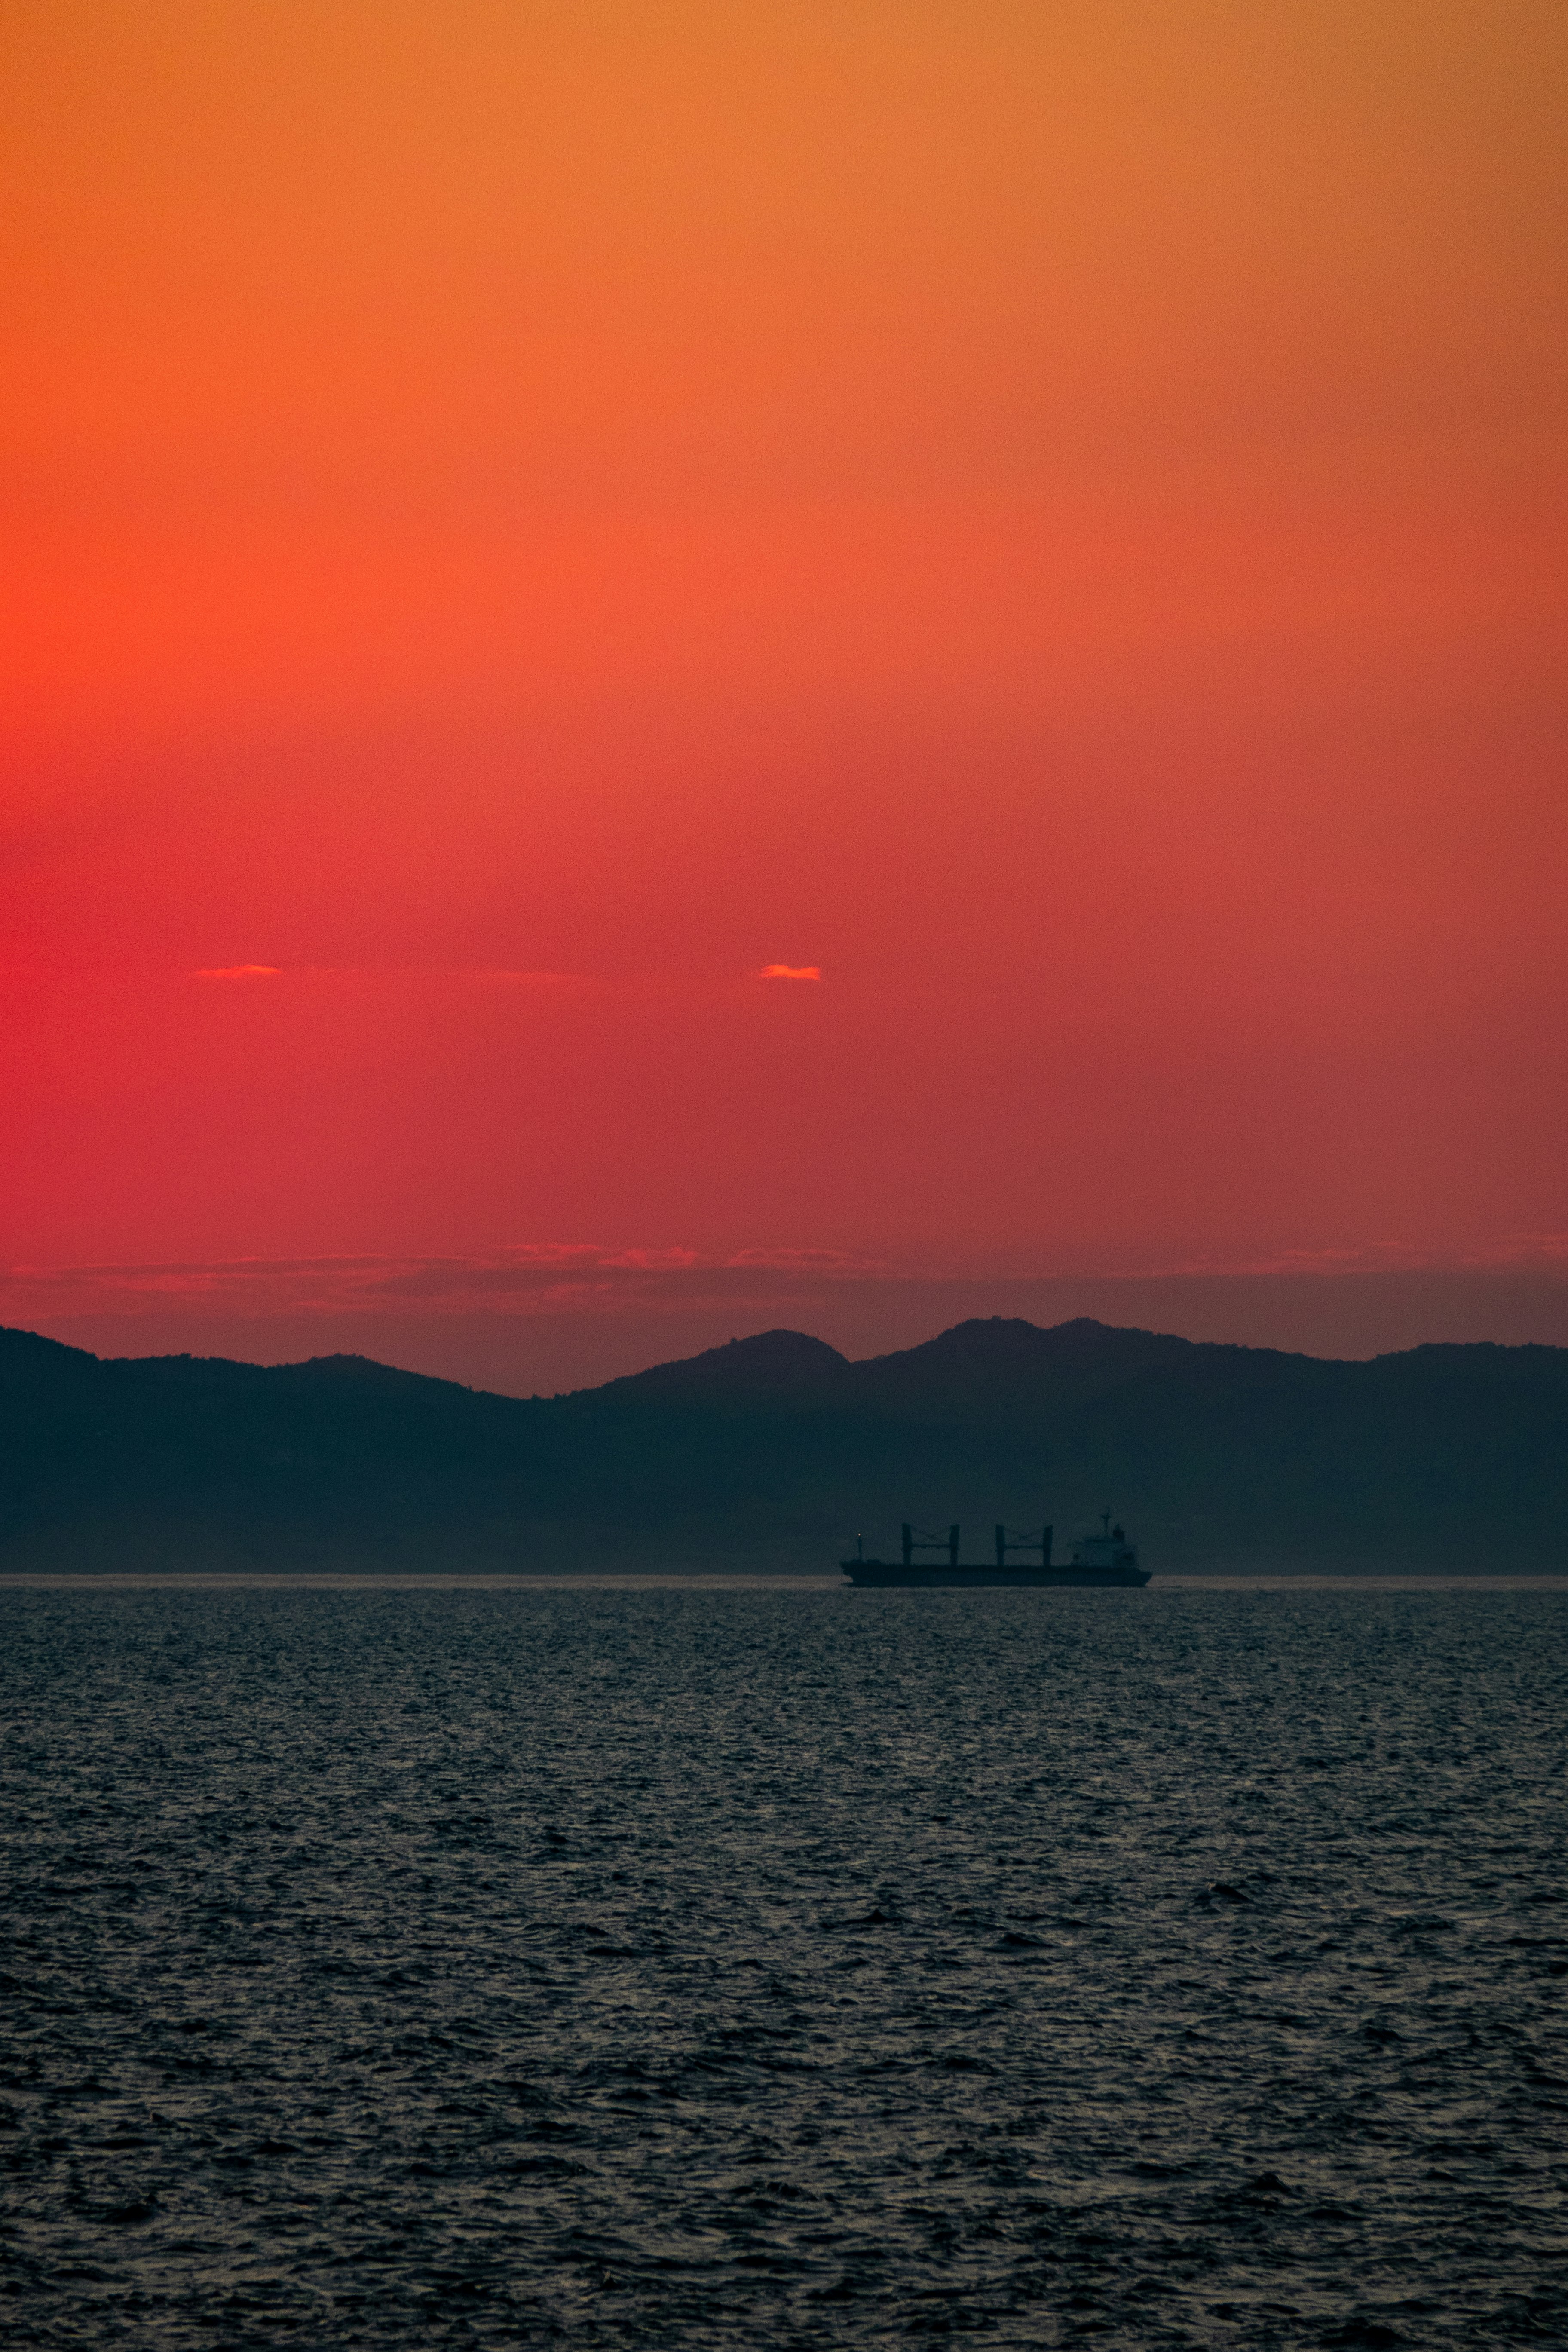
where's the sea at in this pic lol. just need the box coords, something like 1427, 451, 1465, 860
3, 1578, 1565, 2349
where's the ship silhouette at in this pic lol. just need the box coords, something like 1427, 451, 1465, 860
843, 1509, 1148, 1587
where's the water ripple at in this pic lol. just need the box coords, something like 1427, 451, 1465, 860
2, 1585, 1565, 2347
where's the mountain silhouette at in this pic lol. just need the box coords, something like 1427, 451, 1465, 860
2, 1316, 1565, 1573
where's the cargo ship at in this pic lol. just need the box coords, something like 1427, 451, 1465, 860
842, 1511, 1149, 1588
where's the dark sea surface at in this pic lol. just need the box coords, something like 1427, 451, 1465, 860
3, 1584, 1565, 2349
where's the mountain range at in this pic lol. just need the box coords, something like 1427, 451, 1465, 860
3, 1316, 1565, 1573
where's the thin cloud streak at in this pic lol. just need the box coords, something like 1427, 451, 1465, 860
0, 1246, 867, 1319
186, 965, 588, 986
5, 1244, 1567, 1360
1145, 1236, 1568, 1277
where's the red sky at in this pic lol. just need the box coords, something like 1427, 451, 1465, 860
3, 3, 1565, 1384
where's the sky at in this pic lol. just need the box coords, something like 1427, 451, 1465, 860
3, 2, 1565, 1387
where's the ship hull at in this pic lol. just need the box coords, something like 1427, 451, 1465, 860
842, 1561, 1150, 1589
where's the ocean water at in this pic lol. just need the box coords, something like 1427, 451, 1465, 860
3, 1584, 1565, 2349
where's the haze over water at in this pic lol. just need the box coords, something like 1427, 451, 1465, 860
5, 1584, 1565, 2349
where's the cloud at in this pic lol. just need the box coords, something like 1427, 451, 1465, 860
756, 964, 821, 981
1143, 1235, 1568, 1278
186, 964, 593, 990
8, 1239, 1568, 1329
0, 1245, 880, 1322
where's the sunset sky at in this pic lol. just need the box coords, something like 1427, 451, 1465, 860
4, 2, 1565, 1386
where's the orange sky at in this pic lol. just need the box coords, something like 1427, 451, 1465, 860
3, 3, 1565, 1372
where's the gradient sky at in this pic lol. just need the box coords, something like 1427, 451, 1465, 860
3, 3, 1565, 1381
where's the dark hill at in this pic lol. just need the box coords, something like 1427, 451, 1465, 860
843, 1316, 1206, 1418
594, 1328, 850, 1406
2, 1318, 1565, 1573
